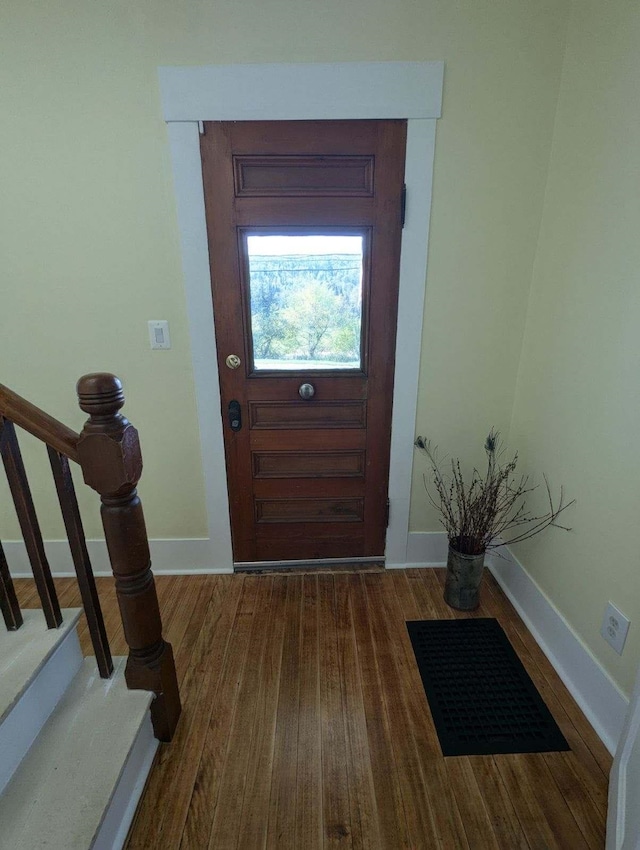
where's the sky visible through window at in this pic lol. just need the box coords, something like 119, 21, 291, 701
247, 234, 364, 371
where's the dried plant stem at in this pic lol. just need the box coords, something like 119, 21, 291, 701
414, 431, 575, 556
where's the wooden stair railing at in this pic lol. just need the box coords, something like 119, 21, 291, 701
0, 373, 181, 742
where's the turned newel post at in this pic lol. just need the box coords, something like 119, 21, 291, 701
76, 373, 181, 742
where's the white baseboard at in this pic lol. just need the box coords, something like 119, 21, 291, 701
400, 531, 628, 755
486, 546, 628, 755
2, 538, 233, 577
386, 531, 447, 568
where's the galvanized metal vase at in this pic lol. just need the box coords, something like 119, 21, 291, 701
444, 545, 485, 610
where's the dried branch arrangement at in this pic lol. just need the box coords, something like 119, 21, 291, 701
414, 430, 575, 556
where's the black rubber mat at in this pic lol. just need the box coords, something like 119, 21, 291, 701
406, 618, 570, 756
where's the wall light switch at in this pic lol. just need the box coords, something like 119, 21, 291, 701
601, 601, 630, 655
148, 320, 171, 350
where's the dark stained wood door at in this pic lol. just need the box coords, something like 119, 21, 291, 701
200, 120, 407, 563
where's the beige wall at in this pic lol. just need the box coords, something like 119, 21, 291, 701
509, 0, 640, 695
0, 0, 571, 542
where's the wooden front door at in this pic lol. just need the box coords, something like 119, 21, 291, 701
200, 120, 407, 564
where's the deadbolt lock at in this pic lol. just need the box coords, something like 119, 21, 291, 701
228, 399, 242, 432
226, 354, 241, 370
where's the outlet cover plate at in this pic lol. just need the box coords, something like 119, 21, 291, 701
601, 601, 630, 655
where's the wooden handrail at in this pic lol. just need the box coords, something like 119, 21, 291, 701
0, 384, 80, 463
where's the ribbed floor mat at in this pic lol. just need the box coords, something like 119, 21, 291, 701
406, 618, 570, 756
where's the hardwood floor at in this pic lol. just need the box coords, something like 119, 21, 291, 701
15, 569, 611, 849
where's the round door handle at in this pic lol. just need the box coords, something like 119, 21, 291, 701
298, 383, 315, 400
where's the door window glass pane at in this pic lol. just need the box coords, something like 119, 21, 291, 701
246, 234, 363, 371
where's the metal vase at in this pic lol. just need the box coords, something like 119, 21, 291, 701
444, 544, 486, 611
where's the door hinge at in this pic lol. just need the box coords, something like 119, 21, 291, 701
400, 184, 407, 228
385, 498, 391, 528
198, 120, 205, 135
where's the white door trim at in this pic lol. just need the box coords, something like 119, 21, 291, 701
160, 62, 443, 571
607, 663, 640, 849
158, 62, 444, 122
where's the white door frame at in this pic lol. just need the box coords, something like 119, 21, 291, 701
607, 662, 640, 849
159, 62, 444, 571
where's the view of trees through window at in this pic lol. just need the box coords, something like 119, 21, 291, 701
247, 234, 364, 370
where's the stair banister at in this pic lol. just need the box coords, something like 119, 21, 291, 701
0, 373, 181, 742
76, 373, 181, 742
0, 384, 80, 462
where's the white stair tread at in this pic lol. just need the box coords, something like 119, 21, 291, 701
0, 608, 82, 725
0, 656, 154, 849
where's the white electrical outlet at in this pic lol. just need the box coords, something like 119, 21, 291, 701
601, 602, 630, 655
148, 320, 171, 350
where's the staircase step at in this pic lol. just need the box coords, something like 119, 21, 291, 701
0, 608, 83, 793
0, 656, 157, 850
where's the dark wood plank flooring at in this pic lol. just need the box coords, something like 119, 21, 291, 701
14, 569, 611, 849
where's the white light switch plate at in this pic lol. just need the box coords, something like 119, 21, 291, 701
148, 320, 171, 350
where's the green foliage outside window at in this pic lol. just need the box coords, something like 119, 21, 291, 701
249, 254, 362, 367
